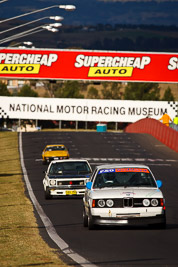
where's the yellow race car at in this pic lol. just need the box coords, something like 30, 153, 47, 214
42, 144, 69, 165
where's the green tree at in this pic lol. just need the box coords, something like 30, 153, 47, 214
0, 82, 11, 96
54, 81, 84, 98
124, 83, 160, 100
101, 82, 122, 99
87, 86, 99, 99
18, 84, 38, 97
162, 87, 175, 101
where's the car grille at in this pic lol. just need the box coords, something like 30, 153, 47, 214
96, 198, 161, 208
123, 198, 133, 207
57, 180, 84, 185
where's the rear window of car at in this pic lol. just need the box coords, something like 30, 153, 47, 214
46, 146, 66, 151
93, 168, 157, 188
48, 161, 91, 175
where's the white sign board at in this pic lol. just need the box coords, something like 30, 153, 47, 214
0, 96, 177, 123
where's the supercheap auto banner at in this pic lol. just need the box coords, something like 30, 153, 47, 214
0, 96, 177, 122
0, 48, 178, 82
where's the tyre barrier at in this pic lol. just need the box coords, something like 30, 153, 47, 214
124, 118, 178, 153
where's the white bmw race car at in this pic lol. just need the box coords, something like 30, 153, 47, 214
83, 164, 166, 229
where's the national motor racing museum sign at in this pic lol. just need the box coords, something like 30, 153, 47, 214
0, 96, 177, 123
0, 48, 178, 82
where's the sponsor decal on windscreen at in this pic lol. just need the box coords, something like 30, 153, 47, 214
99, 168, 149, 174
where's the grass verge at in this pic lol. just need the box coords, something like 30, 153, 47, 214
0, 132, 69, 267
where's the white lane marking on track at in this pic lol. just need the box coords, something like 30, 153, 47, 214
35, 157, 178, 163
19, 133, 97, 267
90, 163, 171, 166
82, 158, 178, 163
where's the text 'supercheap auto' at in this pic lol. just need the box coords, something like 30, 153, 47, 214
83, 164, 166, 230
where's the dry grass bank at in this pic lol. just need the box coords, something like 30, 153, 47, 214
0, 132, 68, 267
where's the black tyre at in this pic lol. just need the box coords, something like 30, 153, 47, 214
88, 214, 95, 230
83, 207, 88, 227
45, 188, 52, 199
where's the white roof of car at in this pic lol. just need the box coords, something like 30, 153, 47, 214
50, 158, 90, 163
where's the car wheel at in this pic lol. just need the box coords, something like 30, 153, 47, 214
88, 214, 95, 230
83, 207, 88, 227
45, 188, 52, 199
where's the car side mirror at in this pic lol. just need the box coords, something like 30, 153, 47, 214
156, 180, 163, 188
86, 181, 92, 190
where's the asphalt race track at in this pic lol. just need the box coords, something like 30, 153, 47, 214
21, 131, 178, 266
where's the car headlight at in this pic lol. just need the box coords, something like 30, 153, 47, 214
98, 199, 105, 208
106, 199, 114, 207
143, 199, 150, 207
49, 180, 56, 186
151, 198, 159, 207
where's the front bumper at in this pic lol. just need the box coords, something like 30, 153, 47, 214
89, 207, 166, 226
92, 214, 166, 226
48, 186, 85, 196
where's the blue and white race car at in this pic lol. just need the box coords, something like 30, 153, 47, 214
83, 164, 166, 229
